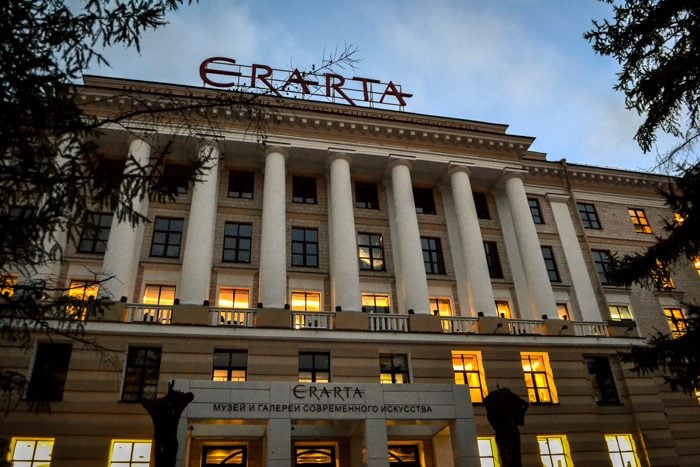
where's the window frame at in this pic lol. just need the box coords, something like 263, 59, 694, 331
628, 207, 652, 234
521, 352, 558, 404
452, 351, 488, 404
149, 217, 184, 258
109, 439, 153, 467
354, 182, 379, 209
298, 351, 331, 383
536, 435, 573, 467
292, 175, 317, 204
608, 304, 633, 321
142, 284, 176, 305
605, 434, 641, 467
484, 241, 503, 279
663, 307, 687, 338
421, 236, 446, 275
212, 349, 247, 382
291, 227, 319, 268
495, 300, 512, 319
476, 437, 500, 467
10, 438, 55, 466
290, 291, 322, 312
586, 356, 621, 405
222, 222, 253, 263
541, 246, 561, 282
412, 187, 437, 215
121, 346, 162, 402
202, 445, 248, 466
227, 170, 255, 199
591, 249, 614, 285
528, 198, 544, 224
77, 211, 113, 254
357, 232, 385, 271
26, 342, 72, 402
577, 202, 602, 229
217, 287, 250, 309
429, 297, 452, 316
362, 293, 391, 314
379, 354, 410, 384
473, 192, 490, 219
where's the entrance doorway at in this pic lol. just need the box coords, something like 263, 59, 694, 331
388, 445, 421, 466
294, 445, 336, 466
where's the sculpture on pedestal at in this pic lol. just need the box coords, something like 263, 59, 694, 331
484, 387, 529, 467
142, 381, 194, 467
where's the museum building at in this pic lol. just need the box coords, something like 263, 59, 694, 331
3, 73, 700, 467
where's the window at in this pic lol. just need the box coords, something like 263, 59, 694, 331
541, 246, 561, 282
143, 285, 176, 305
295, 445, 335, 466
473, 192, 490, 219
694, 256, 700, 277
664, 307, 687, 337
477, 437, 500, 467
452, 351, 487, 403
122, 346, 162, 402
577, 202, 601, 229
202, 446, 247, 466
291, 228, 318, 267
521, 352, 558, 404
421, 237, 445, 274
495, 301, 512, 319
154, 164, 190, 195
290, 291, 321, 311
628, 208, 652, 233
77, 212, 113, 254
537, 435, 573, 467
1, 274, 16, 297
608, 304, 633, 321
228, 170, 254, 199
149, 217, 183, 258
651, 260, 674, 289
67, 280, 99, 300
10, 438, 54, 466
483, 241, 503, 278
217, 288, 250, 309
429, 297, 452, 316
213, 350, 247, 382
27, 342, 72, 401
379, 354, 409, 384
413, 187, 436, 214
355, 182, 379, 209
528, 198, 544, 224
362, 293, 391, 313
556, 303, 569, 320
586, 357, 620, 405
292, 176, 317, 204
358, 233, 385, 271
605, 434, 641, 467
592, 249, 614, 285
299, 352, 330, 383
222, 222, 252, 263
109, 440, 152, 467
388, 445, 420, 465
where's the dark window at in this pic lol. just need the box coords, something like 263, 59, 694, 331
291, 228, 318, 267
421, 237, 445, 274
586, 357, 620, 405
122, 347, 161, 402
473, 192, 490, 219
202, 446, 247, 466
528, 198, 544, 224
413, 187, 436, 214
2, 206, 38, 260
298, 352, 330, 383
153, 164, 190, 196
577, 202, 601, 229
380, 354, 409, 384
77, 212, 113, 254
26, 343, 72, 401
592, 249, 614, 285
223, 222, 252, 263
92, 157, 125, 199
228, 170, 254, 199
212, 350, 247, 382
292, 176, 317, 204
358, 233, 385, 271
483, 241, 503, 278
149, 217, 183, 258
355, 182, 379, 209
541, 246, 561, 282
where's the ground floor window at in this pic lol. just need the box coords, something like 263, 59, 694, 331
294, 445, 335, 466
109, 440, 152, 467
452, 351, 488, 403
605, 434, 640, 467
537, 435, 573, 467
11, 438, 54, 466
388, 444, 420, 466
202, 445, 247, 466
380, 354, 410, 384
477, 437, 500, 467
212, 350, 247, 382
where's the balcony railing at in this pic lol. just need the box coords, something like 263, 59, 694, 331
572, 321, 610, 337
508, 319, 547, 335
126, 304, 173, 324
368, 313, 409, 332
211, 308, 256, 327
291, 311, 335, 330
440, 316, 479, 334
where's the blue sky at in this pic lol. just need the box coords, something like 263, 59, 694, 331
87, 0, 669, 173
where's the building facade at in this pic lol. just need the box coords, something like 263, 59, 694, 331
3, 75, 700, 467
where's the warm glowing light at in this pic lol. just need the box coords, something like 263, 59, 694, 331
143, 285, 175, 305
11, 438, 54, 465
109, 439, 152, 466
218, 288, 250, 309
430, 297, 452, 316
68, 280, 99, 299
605, 434, 640, 467
495, 301, 512, 318
1, 275, 16, 297
291, 291, 321, 311
556, 303, 569, 320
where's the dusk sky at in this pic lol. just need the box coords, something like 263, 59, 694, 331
86, 0, 671, 173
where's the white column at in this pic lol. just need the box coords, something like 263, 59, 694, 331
388, 159, 430, 314
179, 143, 220, 305
364, 418, 390, 467
547, 194, 603, 321
501, 171, 556, 318
258, 147, 287, 308
100, 137, 151, 301
328, 153, 362, 311
265, 418, 291, 467
449, 167, 497, 316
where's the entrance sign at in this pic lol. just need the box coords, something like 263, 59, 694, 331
199, 57, 412, 109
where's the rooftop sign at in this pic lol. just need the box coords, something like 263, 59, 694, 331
199, 57, 412, 110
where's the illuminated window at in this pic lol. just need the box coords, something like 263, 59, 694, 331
388, 444, 420, 465
27, 342, 72, 401
413, 187, 436, 214
109, 440, 152, 467
528, 198, 544, 224
380, 354, 409, 384
10, 438, 54, 466
694, 257, 700, 277
291, 291, 321, 311
77, 212, 113, 254
663, 307, 687, 338
358, 233, 385, 271
222, 222, 252, 263
592, 249, 615, 285
473, 192, 490, 219
292, 176, 317, 204
149, 217, 183, 258
537, 435, 573, 467
577, 202, 601, 229
477, 437, 500, 467
605, 434, 641, 467
484, 241, 503, 278
291, 228, 318, 267
452, 351, 488, 403
202, 446, 247, 466
362, 293, 391, 313
299, 352, 330, 383
521, 352, 558, 404
355, 182, 379, 209
628, 208, 652, 233
608, 304, 632, 321
430, 297, 452, 316
67, 280, 99, 300
421, 237, 445, 274
227, 170, 254, 199
556, 303, 569, 320
1, 274, 16, 297
651, 260, 674, 289
212, 350, 247, 382
541, 246, 561, 282
217, 288, 250, 309
495, 301, 512, 319
142, 285, 175, 305
122, 346, 161, 402
295, 445, 335, 465
586, 357, 620, 405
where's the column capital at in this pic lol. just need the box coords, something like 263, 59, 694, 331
447, 163, 473, 177
326, 151, 353, 168
264, 145, 289, 159
497, 168, 528, 189
385, 156, 414, 175
545, 193, 570, 204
